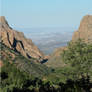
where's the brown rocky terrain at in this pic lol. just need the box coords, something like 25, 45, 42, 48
46, 47, 67, 68
46, 15, 92, 67
72, 15, 92, 43
0, 16, 44, 62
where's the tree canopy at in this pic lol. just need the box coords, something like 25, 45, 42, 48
62, 39, 92, 78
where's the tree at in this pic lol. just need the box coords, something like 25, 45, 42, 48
62, 39, 92, 78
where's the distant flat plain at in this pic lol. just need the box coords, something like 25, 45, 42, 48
16, 27, 75, 55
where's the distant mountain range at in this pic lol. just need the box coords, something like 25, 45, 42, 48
15, 27, 75, 55
0, 15, 92, 84
1, 15, 92, 65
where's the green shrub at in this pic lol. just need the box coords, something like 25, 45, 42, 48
62, 39, 92, 78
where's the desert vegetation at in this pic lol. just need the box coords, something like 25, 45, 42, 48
1, 40, 92, 92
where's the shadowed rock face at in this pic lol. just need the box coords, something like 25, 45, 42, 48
72, 15, 92, 43
0, 16, 44, 62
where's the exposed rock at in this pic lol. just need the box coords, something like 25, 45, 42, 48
0, 60, 3, 67
0, 42, 51, 76
46, 47, 67, 68
46, 15, 92, 68
0, 16, 44, 62
72, 15, 92, 43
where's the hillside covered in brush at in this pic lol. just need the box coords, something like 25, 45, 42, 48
0, 42, 51, 77
46, 15, 92, 68
0, 15, 92, 92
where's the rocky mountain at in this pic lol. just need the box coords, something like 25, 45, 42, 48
72, 15, 92, 43
46, 15, 92, 68
0, 42, 51, 77
0, 16, 44, 62
46, 47, 67, 68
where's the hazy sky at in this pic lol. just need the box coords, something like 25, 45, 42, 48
1, 0, 92, 28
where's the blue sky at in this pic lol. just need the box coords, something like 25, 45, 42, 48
1, 0, 92, 28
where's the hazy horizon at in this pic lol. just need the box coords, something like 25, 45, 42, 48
1, 0, 92, 54
14, 27, 74, 55
1, 0, 92, 30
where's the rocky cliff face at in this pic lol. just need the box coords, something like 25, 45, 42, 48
46, 47, 67, 68
46, 15, 92, 67
72, 15, 92, 43
0, 16, 44, 62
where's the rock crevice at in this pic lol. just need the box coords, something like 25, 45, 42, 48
0, 16, 44, 62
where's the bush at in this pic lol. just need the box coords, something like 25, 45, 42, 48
62, 39, 92, 78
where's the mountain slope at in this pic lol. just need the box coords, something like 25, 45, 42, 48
46, 15, 92, 68
46, 47, 67, 68
0, 16, 44, 62
0, 42, 51, 77
72, 15, 92, 43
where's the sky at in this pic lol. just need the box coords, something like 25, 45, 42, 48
0, 0, 92, 29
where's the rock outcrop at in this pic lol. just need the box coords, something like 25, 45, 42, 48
72, 15, 92, 43
46, 47, 67, 68
0, 16, 44, 62
0, 60, 3, 67
46, 15, 92, 67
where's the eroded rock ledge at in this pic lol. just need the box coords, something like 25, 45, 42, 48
0, 16, 44, 62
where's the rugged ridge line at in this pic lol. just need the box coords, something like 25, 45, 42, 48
0, 16, 44, 62
72, 15, 92, 43
46, 15, 92, 67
